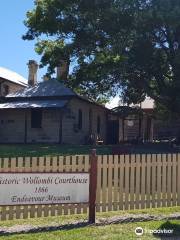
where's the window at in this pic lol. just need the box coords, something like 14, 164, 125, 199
97, 116, 101, 134
31, 109, 42, 128
8, 120, 15, 124
78, 109, 82, 130
3, 85, 9, 95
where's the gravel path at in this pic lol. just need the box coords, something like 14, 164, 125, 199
0, 213, 180, 235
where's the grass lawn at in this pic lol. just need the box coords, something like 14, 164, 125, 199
0, 143, 179, 157
1, 220, 180, 240
0, 144, 112, 157
1, 207, 180, 239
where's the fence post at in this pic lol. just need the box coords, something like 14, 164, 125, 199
89, 149, 98, 223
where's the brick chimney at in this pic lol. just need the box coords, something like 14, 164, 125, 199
43, 74, 49, 81
27, 60, 38, 86
56, 59, 70, 80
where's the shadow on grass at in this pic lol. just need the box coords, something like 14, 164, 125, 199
0, 221, 90, 237
153, 221, 180, 239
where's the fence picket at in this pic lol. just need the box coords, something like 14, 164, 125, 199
119, 155, 124, 210
162, 154, 167, 207
146, 154, 151, 208
141, 155, 146, 209
64, 156, 70, 215
124, 155, 130, 210
24, 157, 31, 172
151, 154, 156, 208
157, 154, 162, 207
130, 155, 135, 209
108, 155, 113, 211
167, 154, 172, 207
70, 155, 77, 215
172, 154, 177, 206
3, 158, 9, 172
77, 155, 84, 214
102, 155, 107, 212
113, 155, 119, 211
135, 155, 140, 209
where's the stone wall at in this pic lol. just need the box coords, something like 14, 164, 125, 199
62, 98, 107, 144
0, 98, 108, 144
0, 109, 25, 143
0, 109, 61, 143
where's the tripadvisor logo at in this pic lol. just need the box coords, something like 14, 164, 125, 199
135, 227, 144, 236
135, 227, 173, 236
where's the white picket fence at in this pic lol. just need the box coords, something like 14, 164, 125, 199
0, 153, 180, 220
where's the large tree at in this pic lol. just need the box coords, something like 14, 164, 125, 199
23, 0, 180, 113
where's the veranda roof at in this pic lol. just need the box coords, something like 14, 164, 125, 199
0, 100, 68, 109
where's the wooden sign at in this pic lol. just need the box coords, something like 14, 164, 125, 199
0, 173, 89, 205
0, 149, 98, 223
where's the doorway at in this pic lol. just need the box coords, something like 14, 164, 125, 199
107, 120, 119, 144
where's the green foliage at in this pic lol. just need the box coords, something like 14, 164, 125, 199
23, 0, 180, 112
23, 0, 134, 102
122, 0, 180, 114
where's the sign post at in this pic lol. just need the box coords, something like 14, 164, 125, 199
0, 151, 98, 222
89, 149, 98, 223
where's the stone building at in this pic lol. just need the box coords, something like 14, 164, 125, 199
0, 61, 110, 144
1, 61, 172, 145
0, 67, 27, 96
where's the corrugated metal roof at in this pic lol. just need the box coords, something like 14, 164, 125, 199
0, 100, 68, 109
7, 79, 76, 98
0, 67, 28, 86
3, 78, 110, 112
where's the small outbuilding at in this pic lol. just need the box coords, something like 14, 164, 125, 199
108, 105, 154, 143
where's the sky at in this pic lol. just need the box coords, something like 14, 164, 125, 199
0, 0, 46, 81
